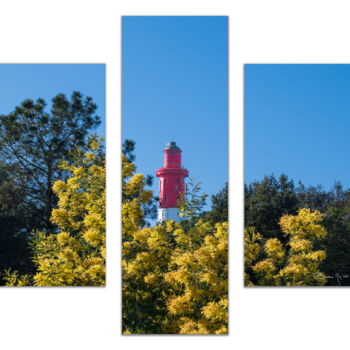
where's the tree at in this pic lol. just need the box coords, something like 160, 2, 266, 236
245, 175, 350, 285
122, 139, 158, 227
122, 139, 136, 163
0, 92, 100, 233
245, 174, 299, 242
123, 223, 173, 333
122, 152, 170, 333
295, 182, 350, 285
203, 182, 228, 225
0, 162, 32, 275
0, 92, 100, 280
4, 135, 106, 286
164, 221, 228, 334
245, 209, 327, 286
320, 201, 350, 285
244, 227, 262, 286
122, 154, 228, 334
178, 178, 208, 229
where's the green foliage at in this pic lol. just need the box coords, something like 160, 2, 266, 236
122, 139, 136, 163
178, 178, 208, 226
203, 182, 228, 225
5, 136, 106, 286
0, 162, 33, 277
319, 203, 350, 285
245, 174, 350, 285
245, 174, 298, 242
0, 92, 100, 231
0, 92, 100, 282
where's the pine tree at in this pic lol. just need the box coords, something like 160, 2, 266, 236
0, 92, 100, 279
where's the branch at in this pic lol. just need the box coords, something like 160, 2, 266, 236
7, 141, 47, 174
3, 143, 46, 192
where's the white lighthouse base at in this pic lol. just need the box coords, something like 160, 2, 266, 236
158, 208, 181, 223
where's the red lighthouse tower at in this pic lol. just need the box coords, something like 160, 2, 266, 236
156, 141, 189, 222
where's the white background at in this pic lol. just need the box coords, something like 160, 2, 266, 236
1, 0, 350, 349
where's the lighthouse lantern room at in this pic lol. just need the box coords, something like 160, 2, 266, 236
156, 142, 189, 223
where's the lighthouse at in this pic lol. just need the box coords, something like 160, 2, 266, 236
156, 141, 189, 223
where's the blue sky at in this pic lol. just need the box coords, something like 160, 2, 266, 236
122, 16, 228, 210
0, 64, 105, 138
245, 64, 350, 189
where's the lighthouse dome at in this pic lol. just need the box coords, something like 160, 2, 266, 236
164, 141, 181, 151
